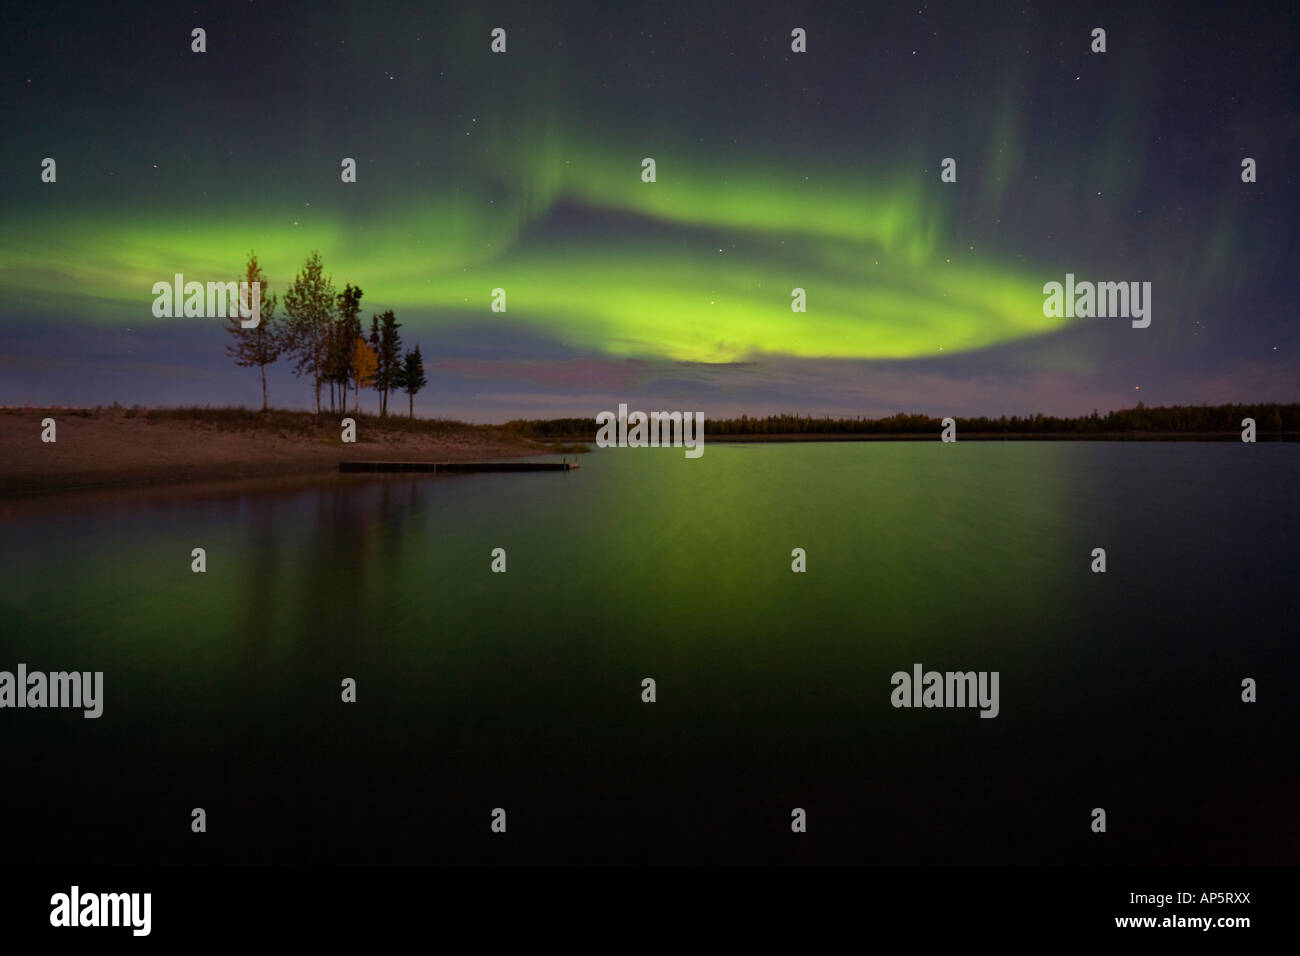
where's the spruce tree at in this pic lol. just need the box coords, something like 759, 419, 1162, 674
399, 345, 427, 418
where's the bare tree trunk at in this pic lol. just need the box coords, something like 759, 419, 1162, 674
260, 365, 268, 412
409, 393, 413, 417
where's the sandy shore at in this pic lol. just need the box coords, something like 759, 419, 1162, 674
0, 408, 555, 497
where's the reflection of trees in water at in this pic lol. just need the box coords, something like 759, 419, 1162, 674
228, 478, 424, 677
298, 478, 427, 662
240, 496, 281, 672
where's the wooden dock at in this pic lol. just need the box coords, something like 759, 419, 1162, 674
339, 460, 579, 474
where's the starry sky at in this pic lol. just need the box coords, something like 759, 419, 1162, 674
1, 0, 1295, 420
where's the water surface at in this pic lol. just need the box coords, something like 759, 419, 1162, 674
1, 443, 1295, 863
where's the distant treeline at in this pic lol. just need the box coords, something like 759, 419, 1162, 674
507, 403, 1300, 439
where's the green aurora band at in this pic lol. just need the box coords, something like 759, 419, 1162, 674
3, 137, 1068, 363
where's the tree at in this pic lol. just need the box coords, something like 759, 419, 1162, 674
328, 284, 364, 412
324, 321, 344, 412
398, 345, 427, 417
371, 310, 403, 416
1265, 406, 1283, 433
350, 337, 378, 413
223, 252, 281, 411
281, 251, 336, 413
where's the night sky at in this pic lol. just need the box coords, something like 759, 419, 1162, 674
2, 0, 1296, 420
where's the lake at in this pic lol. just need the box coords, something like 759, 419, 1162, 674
1, 442, 1295, 864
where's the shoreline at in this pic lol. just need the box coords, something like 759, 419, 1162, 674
4, 406, 1294, 499
0, 407, 558, 499
545, 431, 1299, 443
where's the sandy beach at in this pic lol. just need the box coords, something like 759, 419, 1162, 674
0, 407, 557, 497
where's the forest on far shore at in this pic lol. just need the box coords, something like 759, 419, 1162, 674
507, 402, 1300, 440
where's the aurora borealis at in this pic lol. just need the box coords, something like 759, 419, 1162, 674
1, 0, 1295, 418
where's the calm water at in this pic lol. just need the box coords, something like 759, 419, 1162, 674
1, 443, 1295, 864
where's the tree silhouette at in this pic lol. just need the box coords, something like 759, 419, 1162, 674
373, 310, 403, 417
281, 251, 336, 413
223, 252, 281, 412
396, 344, 427, 417
350, 337, 378, 413
328, 284, 364, 412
